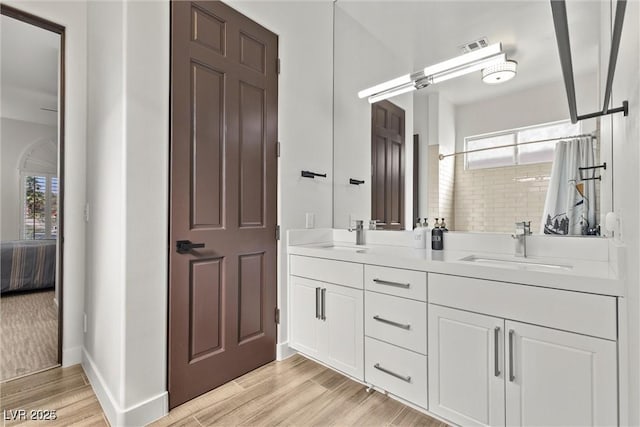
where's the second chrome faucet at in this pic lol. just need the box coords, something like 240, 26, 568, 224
512, 221, 532, 257
349, 220, 365, 245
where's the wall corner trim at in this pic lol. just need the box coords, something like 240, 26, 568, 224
276, 342, 296, 361
62, 346, 82, 367
82, 348, 168, 426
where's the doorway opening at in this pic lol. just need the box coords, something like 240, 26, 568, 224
0, 5, 65, 381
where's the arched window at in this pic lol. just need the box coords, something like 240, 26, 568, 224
18, 139, 58, 240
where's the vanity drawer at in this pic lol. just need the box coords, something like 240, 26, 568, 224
429, 273, 617, 340
365, 337, 428, 408
364, 265, 427, 301
365, 291, 427, 355
290, 255, 363, 289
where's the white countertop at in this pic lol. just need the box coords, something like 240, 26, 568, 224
288, 241, 624, 297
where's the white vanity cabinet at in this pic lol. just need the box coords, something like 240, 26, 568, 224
289, 256, 364, 380
428, 274, 618, 427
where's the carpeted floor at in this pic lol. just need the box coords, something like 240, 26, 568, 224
0, 290, 58, 381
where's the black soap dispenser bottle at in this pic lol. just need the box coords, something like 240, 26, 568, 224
432, 218, 443, 250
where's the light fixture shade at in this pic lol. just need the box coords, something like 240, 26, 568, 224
482, 60, 517, 84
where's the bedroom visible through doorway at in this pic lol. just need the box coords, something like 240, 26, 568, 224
0, 7, 64, 381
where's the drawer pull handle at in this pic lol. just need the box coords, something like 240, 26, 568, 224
494, 326, 501, 377
373, 278, 410, 289
373, 315, 411, 330
509, 329, 515, 382
374, 363, 411, 383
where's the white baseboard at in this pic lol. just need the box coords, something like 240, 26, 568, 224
276, 342, 296, 361
82, 348, 168, 426
62, 346, 82, 367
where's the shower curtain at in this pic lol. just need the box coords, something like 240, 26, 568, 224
541, 137, 597, 235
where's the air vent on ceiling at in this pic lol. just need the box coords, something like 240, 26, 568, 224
460, 37, 490, 53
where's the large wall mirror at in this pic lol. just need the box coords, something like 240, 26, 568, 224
333, 1, 613, 237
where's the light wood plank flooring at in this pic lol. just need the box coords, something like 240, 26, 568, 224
0, 364, 108, 426
1, 354, 448, 426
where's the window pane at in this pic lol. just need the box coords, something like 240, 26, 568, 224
51, 177, 58, 238
23, 176, 47, 240
466, 133, 516, 169
517, 121, 580, 165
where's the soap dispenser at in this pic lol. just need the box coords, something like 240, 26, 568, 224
440, 218, 449, 232
413, 218, 426, 249
431, 218, 443, 251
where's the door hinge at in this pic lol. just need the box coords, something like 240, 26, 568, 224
277, 58, 281, 74
277, 141, 281, 157
275, 307, 280, 324
276, 225, 281, 241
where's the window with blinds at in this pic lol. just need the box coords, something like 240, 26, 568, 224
465, 120, 581, 170
22, 174, 58, 240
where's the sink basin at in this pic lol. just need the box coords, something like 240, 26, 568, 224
460, 255, 573, 272
318, 244, 369, 253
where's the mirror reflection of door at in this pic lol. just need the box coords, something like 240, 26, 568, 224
0, 9, 63, 381
371, 100, 405, 230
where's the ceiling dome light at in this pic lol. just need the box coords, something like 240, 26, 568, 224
482, 60, 517, 84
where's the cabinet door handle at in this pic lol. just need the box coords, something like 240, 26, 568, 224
374, 363, 411, 383
494, 326, 501, 377
315, 287, 321, 319
508, 329, 515, 382
373, 315, 411, 330
321, 288, 326, 321
373, 278, 410, 289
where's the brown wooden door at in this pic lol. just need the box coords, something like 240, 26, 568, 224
169, 0, 278, 409
371, 100, 405, 230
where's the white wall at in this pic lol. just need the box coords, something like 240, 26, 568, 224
122, 0, 169, 415
333, 5, 414, 230
0, 118, 57, 240
84, 1, 169, 425
3, 0, 87, 367
84, 2, 126, 422
609, 1, 640, 424
227, 0, 334, 349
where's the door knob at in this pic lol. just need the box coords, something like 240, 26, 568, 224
176, 240, 205, 254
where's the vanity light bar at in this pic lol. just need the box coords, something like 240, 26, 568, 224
430, 53, 506, 84
358, 43, 504, 103
423, 43, 502, 77
367, 82, 416, 104
357, 74, 413, 99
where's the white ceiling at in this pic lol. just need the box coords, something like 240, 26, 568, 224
336, 0, 602, 106
1, 14, 60, 126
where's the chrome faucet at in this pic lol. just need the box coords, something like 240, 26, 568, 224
512, 221, 532, 257
349, 220, 365, 245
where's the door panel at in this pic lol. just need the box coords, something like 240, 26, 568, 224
189, 258, 223, 360
239, 81, 266, 228
191, 62, 224, 229
170, 0, 278, 409
505, 321, 617, 427
371, 100, 405, 230
428, 305, 505, 427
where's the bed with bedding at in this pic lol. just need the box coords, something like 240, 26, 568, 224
1, 240, 56, 294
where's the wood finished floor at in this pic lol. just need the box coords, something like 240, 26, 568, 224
0, 354, 448, 426
0, 364, 108, 426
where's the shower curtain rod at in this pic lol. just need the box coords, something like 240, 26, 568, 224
438, 132, 597, 161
